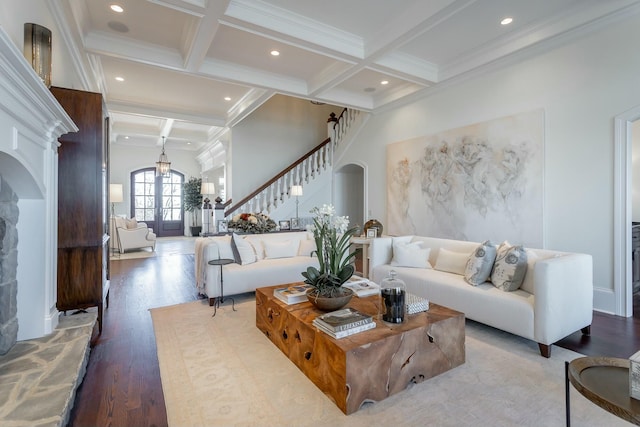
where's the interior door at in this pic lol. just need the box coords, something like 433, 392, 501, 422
131, 168, 184, 237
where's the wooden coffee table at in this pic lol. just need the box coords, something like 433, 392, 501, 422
255, 284, 465, 415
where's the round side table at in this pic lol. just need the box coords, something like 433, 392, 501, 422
207, 258, 236, 317
565, 356, 640, 426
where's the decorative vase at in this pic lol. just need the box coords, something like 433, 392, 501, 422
364, 219, 383, 237
24, 23, 52, 87
380, 270, 406, 323
306, 288, 354, 311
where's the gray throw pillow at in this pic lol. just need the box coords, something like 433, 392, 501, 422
230, 233, 257, 265
491, 242, 528, 292
464, 240, 497, 286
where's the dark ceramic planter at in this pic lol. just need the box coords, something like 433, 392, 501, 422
306, 288, 354, 311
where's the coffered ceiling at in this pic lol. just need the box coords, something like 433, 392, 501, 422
51, 0, 639, 153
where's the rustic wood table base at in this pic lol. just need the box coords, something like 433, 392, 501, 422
255, 285, 466, 415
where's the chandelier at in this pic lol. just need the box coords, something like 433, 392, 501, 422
156, 136, 171, 177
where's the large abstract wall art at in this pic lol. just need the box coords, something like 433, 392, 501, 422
387, 110, 544, 247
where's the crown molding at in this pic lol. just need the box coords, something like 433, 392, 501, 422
47, 0, 95, 91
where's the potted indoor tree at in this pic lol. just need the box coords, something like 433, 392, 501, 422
183, 177, 203, 236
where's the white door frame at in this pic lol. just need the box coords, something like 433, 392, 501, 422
332, 161, 368, 228
614, 105, 640, 317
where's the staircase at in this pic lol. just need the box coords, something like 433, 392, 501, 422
224, 108, 365, 219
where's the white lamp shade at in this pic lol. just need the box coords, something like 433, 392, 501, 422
109, 184, 123, 203
201, 182, 216, 195
291, 185, 303, 196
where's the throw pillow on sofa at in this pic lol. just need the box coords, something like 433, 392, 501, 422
264, 240, 298, 259
244, 236, 265, 260
491, 241, 528, 292
213, 236, 235, 260
391, 241, 432, 269
434, 248, 470, 275
231, 233, 257, 265
464, 240, 497, 286
298, 239, 316, 257
125, 218, 138, 229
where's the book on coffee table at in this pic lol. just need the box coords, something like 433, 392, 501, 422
343, 276, 380, 297
273, 284, 313, 305
313, 308, 373, 332
313, 319, 376, 339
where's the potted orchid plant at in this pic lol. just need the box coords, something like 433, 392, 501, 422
302, 204, 359, 308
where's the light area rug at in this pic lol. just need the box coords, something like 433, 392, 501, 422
150, 298, 629, 427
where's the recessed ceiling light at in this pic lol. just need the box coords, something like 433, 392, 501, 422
501, 17, 513, 25
124, 136, 129, 139
110, 4, 124, 13
115, 76, 124, 82
224, 97, 231, 101
270, 50, 280, 56
381, 80, 389, 85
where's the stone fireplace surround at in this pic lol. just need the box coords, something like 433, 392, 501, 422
0, 26, 76, 354
0, 182, 19, 354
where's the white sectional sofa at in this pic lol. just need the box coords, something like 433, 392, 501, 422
369, 236, 593, 357
195, 231, 319, 306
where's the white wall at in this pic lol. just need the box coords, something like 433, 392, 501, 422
632, 120, 640, 221
0, 1, 84, 90
110, 144, 200, 233
231, 95, 339, 202
202, 165, 225, 202
337, 15, 640, 313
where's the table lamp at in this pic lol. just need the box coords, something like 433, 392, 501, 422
291, 185, 303, 228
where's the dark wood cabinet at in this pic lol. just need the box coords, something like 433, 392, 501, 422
51, 87, 109, 333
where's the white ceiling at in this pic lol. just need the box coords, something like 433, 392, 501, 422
51, 0, 640, 153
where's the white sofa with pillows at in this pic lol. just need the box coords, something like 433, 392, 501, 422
369, 236, 593, 357
195, 231, 319, 306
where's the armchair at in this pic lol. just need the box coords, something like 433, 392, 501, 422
114, 217, 157, 253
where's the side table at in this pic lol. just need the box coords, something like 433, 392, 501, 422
566, 356, 640, 426
207, 258, 236, 317
350, 236, 372, 278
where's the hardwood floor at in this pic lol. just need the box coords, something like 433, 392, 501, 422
556, 292, 640, 359
68, 238, 640, 426
69, 239, 199, 427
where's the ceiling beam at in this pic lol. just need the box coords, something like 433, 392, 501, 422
182, 0, 231, 72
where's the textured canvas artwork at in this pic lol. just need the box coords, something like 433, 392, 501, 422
387, 110, 544, 247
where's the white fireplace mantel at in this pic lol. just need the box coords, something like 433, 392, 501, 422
0, 26, 77, 340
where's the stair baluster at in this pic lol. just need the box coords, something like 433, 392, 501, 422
225, 107, 361, 218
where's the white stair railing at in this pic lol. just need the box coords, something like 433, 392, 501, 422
225, 140, 333, 217
225, 108, 360, 218
331, 108, 362, 151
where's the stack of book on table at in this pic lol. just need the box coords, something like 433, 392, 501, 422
273, 284, 314, 305
342, 276, 381, 297
312, 307, 376, 339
